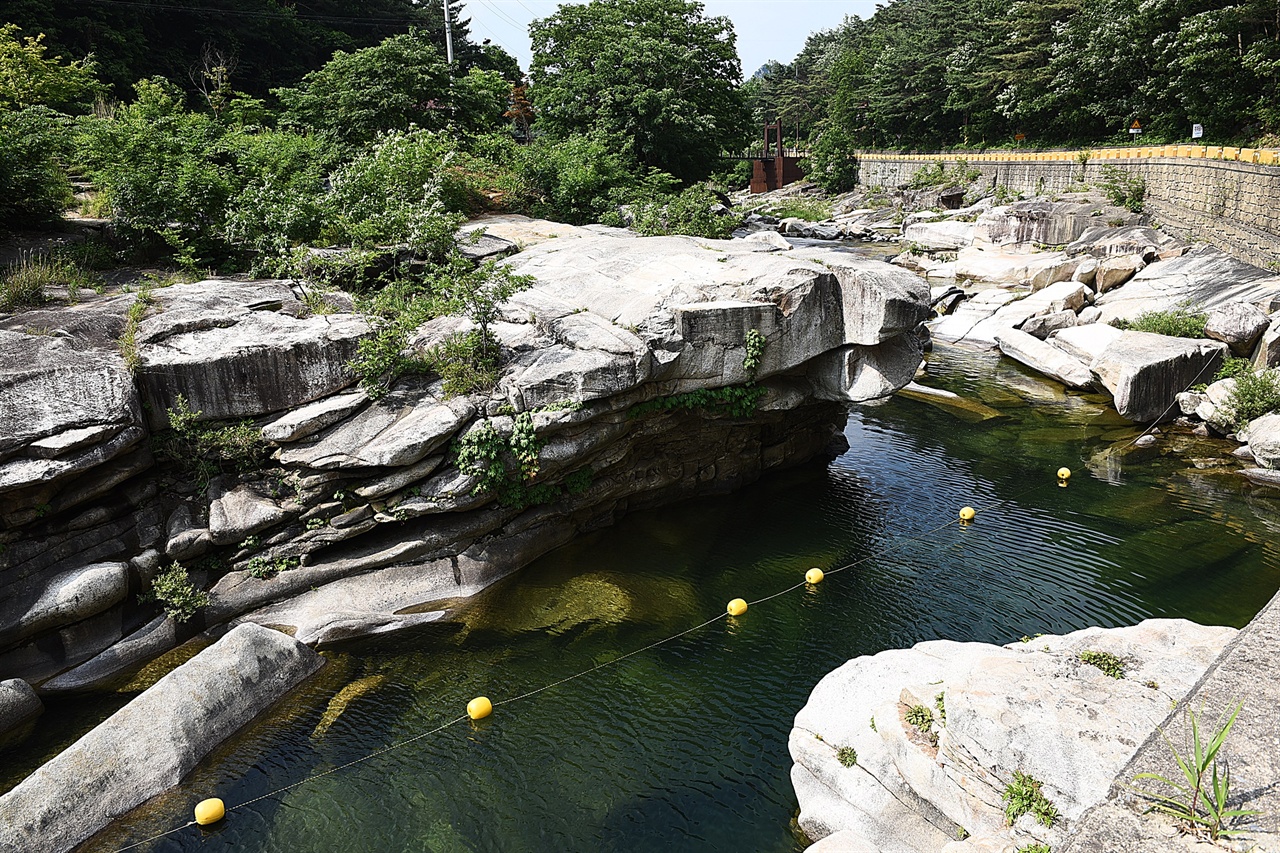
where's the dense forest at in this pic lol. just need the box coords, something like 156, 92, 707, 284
748, 0, 1280, 185
4, 0, 1280, 240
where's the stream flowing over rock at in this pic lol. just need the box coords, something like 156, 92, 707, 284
0, 217, 930, 696
790, 620, 1236, 853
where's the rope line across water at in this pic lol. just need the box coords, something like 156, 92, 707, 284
105, 366, 1211, 852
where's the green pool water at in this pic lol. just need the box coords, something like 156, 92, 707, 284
13, 344, 1280, 853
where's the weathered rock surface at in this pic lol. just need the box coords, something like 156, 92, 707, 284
903, 220, 976, 251
0, 678, 41, 736
0, 562, 129, 648
0, 624, 322, 853
1204, 301, 1270, 356
1066, 226, 1183, 261
975, 201, 1137, 248
1245, 412, 1280, 468
954, 248, 1077, 289
995, 329, 1094, 389
0, 217, 931, 697
1094, 254, 1146, 292
933, 281, 1092, 348
1018, 309, 1077, 340
791, 620, 1236, 853
1095, 247, 1280, 325
137, 294, 369, 428
1090, 332, 1227, 421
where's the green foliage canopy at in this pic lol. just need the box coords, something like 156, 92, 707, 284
529, 0, 750, 182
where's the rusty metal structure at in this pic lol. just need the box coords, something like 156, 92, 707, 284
749, 121, 806, 193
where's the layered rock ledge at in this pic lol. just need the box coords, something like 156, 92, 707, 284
0, 217, 929, 697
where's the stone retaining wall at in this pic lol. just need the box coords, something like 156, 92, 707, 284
859, 154, 1280, 269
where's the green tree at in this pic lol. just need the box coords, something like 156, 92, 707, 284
274, 30, 508, 147
0, 23, 100, 111
529, 0, 750, 182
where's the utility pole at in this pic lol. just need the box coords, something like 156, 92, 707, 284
443, 0, 455, 65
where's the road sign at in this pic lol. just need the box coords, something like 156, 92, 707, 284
1129, 120, 1142, 135
1014, 132, 1026, 141
1192, 123, 1204, 139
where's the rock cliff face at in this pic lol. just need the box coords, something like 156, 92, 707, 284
790, 620, 1236, 853
0, 218, 930, 692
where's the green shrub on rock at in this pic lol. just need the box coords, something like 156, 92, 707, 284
1111, 307, 1207, 338
140, 562, 210, 623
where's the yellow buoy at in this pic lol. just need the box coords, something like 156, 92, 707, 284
466, 696, 493, 720
805, 568, 825, 585
194, 798, 225, 826
727, 598, 748, 616
1057, 467, 1072, 480
959, 506, 976, 522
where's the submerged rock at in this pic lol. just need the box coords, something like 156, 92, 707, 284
0, 623, 323, 853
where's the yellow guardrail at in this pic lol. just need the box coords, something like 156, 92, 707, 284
856, 147, 1280, 165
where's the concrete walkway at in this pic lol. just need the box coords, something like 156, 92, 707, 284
1062, 590, 1280, 852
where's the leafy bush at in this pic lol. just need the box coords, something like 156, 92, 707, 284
140, 562, 210, 622
908, 159, 982, 189
153, 395, 268, 486
0, 106, 74, 226
759, 197, 832, 222
320, 129, 465, 256
1214, 356, 1254, 382
624, 183, 740, 239
1111, 308, 1207, 338
1097, 165, 1146, 213
511, 134, 640, 225
628, 385, 767, 419
422, 330, 500, 398
1220, 368, 1280, 431
274, 31, 506, 148
0, 24, 101, 111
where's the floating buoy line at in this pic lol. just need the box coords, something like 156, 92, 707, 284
107, 363, 1213, 852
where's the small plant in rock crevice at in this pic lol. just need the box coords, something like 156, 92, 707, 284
139, 562, 210, 622
935, 692, 947, 725
628, 385, 767, 420
837, 746, 858, 767
1015, 844, 1050, 853
1079, 649, 1127, 679
154, 395, 269, 488
1131, 700, 1257, 841
1002, 771, 1059, 828
742, 328, 766, 378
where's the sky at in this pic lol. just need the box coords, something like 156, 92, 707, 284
458, 0, 882, 78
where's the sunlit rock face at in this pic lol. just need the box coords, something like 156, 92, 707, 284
0, 216, 930, 689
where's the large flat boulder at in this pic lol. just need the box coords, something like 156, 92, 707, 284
0, 623, 323, 853
1095, 247, 1280, 324
0, 331, 141, 458
1066, 225, 1184, 261
501, 231, 929, 388
934, 281, 1092, 349
975, 201, 1136, 247
136, 280, 369, 427
1090, 331, 1227, 421
278, 391, 475, 470
954, 248, 1078, 288
903, 219, 976, 251
791, 620, 1235, 853
1204, 302, 1270, 357
995, 328, 1095, 389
